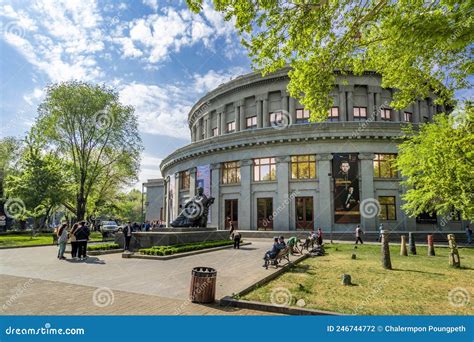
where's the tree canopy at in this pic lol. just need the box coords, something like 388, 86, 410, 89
396, 104, 474, 220
33, 81, 143, 220
187, 0, 473, 120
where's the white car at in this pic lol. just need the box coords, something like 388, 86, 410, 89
100, 221, 119, 234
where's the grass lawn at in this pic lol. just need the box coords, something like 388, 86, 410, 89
243, 243, 474, 315
0, 232, 106, 248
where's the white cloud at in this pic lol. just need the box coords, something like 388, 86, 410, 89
193, 67, 248, 92
23, 87, 44, 106
142, 0, 158, 11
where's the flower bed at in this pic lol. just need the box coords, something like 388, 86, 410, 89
139, 240, 236, 256
87, 243, 120, 251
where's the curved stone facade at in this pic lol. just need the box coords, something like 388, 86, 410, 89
160, 68, 456, 232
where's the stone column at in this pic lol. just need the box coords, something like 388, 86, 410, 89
189, 167, 197, 198
256, 98, 263, 128
239, 159, 253, 230
289, 96, 296, 125
164, 177, 169, 225
338, 85, 347, 121
282, 91, 289, 112
400, 235, 408, 256
409, 232, 417, 255
234, 104, 240, 132
210, 163, 221, 228
275, 156, 291, 231
217, 113, 222, 136
359, 153, 376, 231
190, 126, 195, 142
345, 85, 354, 121
367, 87, 375, 120
316, 153, 333, 229
374, 91, 381, 121
262, 97, 269, 127
173, 173, 180, 219
220, 107, 226, 134
196, 119, 203, 141
206, 114, 212, 138
239, 103, 245, 130
427, 234, 435, 256
413, 100, 420, 123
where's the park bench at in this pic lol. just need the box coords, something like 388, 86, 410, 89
264, 247, 291, 269
299, 238, 314, 252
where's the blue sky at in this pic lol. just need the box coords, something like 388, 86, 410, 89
0, 0, 251, 188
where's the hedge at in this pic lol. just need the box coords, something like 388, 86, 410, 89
87, 243, 120, 251
139, 240, 236, 256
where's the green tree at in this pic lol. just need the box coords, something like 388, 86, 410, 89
94, 189, 143, 223
187, 0, 473, 120
5, 134, 69, 230
33, 81, 143, 220
0, 137, 21, 198
396, 105, 474, 220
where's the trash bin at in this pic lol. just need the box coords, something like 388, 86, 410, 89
189, 267, 217, 304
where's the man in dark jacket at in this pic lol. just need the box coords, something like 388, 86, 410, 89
123, 221, 133, 251
74, 221, 90, 261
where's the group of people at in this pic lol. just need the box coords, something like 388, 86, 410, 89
55, 221, 91, 261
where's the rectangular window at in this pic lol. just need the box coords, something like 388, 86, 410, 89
403, 111, 413, 122
226, 121, 235, 133
179, 170, 190, 190
212, 127, 218, 136
291, 155, 316, 179
221, 161, 241, 184
296, 108, 310, 123
381, 108, 392, 121
353, 107, 367, 120
328, 107, 339, 121
378, 196, 396, 220
253, 157, 276, 181
269, 111, 283, 125
374, 154, 397, 178
246, 116, 257, 128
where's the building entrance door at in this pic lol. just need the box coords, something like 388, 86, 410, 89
295, 196, 314, 230
224, 199, 238, 229
257, 198, 273, 230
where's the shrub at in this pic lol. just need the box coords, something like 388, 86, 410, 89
87, 243, 120, 251
139, 239, 236, 256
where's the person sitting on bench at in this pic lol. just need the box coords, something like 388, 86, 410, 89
263, 237, 284, 266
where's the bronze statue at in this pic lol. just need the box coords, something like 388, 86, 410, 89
171, 187, 215, 228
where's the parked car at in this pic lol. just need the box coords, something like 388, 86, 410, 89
99, 221, 119, 235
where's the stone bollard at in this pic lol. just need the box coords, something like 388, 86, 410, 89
409, 232, 417, 255
381, 230, 392, 270
448, 234, 461, 268
341, 274, 352, 286
427, 234, 435, 256
400, 235, 408, 256
351, 253, 357, 259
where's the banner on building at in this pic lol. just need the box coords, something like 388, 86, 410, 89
333, 153, 360, 223
168, 175, 175, 222
196, 165, 211, 224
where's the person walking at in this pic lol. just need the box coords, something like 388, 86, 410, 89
227, 217, 235, 238
123, 221, 133, 251
233, 230, 241, 249
57, 223, 68, 260
75, 221, 90, 261
378, 223, 384, 242
317, 227, 323, 246
355, 225, 364, 244
466, 225, 473, 244
69, 223, 79, 260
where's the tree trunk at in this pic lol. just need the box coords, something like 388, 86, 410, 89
381, 230, 392, 270
408, 232, 417, 255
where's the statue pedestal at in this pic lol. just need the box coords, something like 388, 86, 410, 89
114, 227, 229, 251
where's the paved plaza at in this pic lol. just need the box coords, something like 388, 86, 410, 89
0, 239, 289, 315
